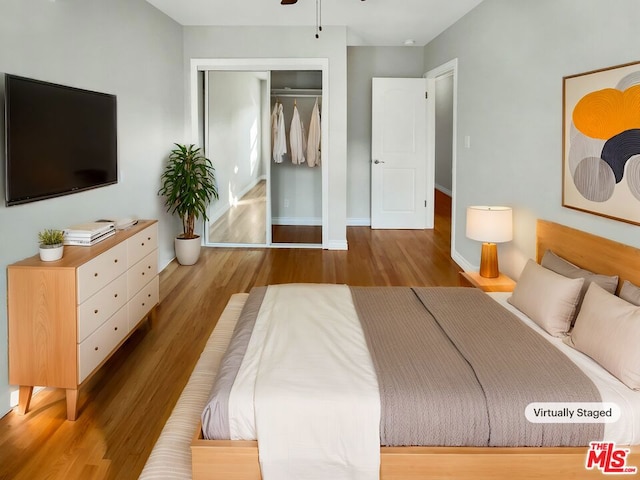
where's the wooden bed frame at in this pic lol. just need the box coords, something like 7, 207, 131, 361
190, 220, 640, 479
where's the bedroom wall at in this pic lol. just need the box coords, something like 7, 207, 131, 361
346, 46, 426, 225
423, 0, 640, 279
183, 26, 348, 248
0, 0, 183, 417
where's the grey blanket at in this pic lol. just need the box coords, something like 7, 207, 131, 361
202, 286, 604, 446
352, 287, 603, 446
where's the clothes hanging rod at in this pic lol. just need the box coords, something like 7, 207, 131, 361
271, 88, 322, 96
273, 93, 322, 98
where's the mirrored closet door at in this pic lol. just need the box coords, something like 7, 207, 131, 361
204, 70, 271, 245
200, 66, 324, 248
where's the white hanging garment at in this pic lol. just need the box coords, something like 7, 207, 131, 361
290, 103, 306, 165
307, 98, 321, 167
271, 101, 279, 162
273, 103, 287, 164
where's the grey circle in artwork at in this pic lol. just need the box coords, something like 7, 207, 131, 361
626, 155, 640, 201
573, 157, 615, 202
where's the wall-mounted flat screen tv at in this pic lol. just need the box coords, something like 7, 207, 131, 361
4, 74, 117, 206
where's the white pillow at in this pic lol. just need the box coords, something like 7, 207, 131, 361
508, 259, 584, 337
565, 283, 640, 390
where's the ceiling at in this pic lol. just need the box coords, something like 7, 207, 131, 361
145, 0, 483, 46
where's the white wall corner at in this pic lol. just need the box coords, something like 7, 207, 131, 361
452, 250, 475, 272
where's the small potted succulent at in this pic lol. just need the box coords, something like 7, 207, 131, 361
38, 228, 65, 262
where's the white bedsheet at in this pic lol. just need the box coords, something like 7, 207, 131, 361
228, 284, 380, 480
490, 292, 640, 445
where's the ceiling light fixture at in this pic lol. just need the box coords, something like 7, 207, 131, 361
403, 39, 416, 46
281, 0, 365, 39
315, 0, 322, 39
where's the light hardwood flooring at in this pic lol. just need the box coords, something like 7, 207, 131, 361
208, 180, 323, 245
208, 180, 267, 244
0, 191, 459, 480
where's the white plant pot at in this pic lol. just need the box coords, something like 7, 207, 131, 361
174, 235, 202, 266
39, 244, 64, 262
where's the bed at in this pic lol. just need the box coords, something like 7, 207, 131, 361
180, 220, 640, 480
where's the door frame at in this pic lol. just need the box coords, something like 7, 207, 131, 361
426, 58, 458, 259
189, 58, 329, 249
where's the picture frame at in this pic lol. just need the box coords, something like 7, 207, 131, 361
562, 60, 640, 225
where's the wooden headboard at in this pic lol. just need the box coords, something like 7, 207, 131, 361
536, 219, 640, 293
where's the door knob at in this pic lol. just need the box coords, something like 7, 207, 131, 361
373, 159, 385, 164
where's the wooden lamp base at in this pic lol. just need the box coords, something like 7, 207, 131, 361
479, 242, 499, 278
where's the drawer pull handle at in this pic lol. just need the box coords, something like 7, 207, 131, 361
142, 272, 145, 276
147, 237, 151, 241
94, 273, 98, 277
148, 294, 151, 298
94, 347, 99, 351
114, 327, 118, 331
142, 302, 145, 307
114, 293, 118, 298
141, 242, 145, 246
94, 309, 99, 314
148, 265, 151, 269
114, 259, 118, 263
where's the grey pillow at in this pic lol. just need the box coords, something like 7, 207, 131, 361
508, 259, 584, 337
620, 280, 640, 306
541, 250, 619, 320
565, 283, 640, 390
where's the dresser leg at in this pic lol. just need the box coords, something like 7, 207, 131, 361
17, 385, 33, 415
148, 305, 158, 328
66, 389, 79, 421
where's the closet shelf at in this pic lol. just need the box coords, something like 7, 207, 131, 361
271, 88, 322, 98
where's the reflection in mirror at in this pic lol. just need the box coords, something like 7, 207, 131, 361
205, 71, 270, 245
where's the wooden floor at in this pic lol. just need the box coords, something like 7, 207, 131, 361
208, 180, 323, 245
0, 191, 459, 480
208, 180, 267, 244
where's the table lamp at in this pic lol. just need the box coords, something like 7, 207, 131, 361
466, 206, 513, 278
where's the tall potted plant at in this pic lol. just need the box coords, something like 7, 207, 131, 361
158, 143, 218, 265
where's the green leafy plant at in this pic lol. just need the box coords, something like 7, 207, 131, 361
38, 229, 64, 246
158, 144, 219, 239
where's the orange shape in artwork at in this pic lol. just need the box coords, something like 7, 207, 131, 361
573, 85, 640, 140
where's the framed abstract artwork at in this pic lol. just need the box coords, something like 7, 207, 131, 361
562, 60, 640, 225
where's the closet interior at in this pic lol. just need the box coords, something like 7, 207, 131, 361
204, 69, 323, 247
271, 70, 323, 245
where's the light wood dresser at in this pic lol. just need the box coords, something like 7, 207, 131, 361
8, 220, 159, 420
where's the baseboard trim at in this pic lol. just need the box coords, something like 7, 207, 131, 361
347, 217, 371, 227
272, 217, 322, 226
327, 240, 348, 250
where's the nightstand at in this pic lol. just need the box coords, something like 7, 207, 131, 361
458, 271, 516, 293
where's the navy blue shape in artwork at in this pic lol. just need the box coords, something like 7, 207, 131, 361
601, 129, 640, 183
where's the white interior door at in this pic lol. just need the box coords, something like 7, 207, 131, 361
371, 78, 428, 229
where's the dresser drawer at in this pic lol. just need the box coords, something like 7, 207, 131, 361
127, 250, 158, 299
77, 242, 128, 304
77, 305, 128, 383
78, 273, 128, 343
128, 224, 158, 266
128, 276, 159, 331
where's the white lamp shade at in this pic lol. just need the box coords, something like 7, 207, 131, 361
466, 206, 513, 243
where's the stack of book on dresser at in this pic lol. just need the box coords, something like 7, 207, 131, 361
63, 222, 116, 246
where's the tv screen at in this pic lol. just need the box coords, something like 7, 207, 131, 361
4, 74, 117, 206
